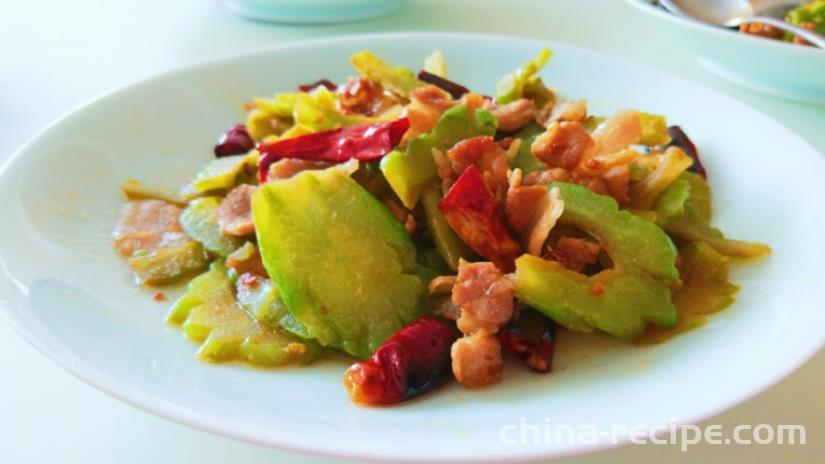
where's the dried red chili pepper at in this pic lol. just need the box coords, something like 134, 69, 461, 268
417, 70, 471, 99
343, 316, 458, 406
257, 118, 409, 182
499, 307, 556, 373
214, 124, 255, 158
298, 79, 337, 93
667, 125, 706, 179
437, 165, 522, 272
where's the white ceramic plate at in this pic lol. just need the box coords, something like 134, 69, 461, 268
625, 0, 825, 104
2, 33, 824, 463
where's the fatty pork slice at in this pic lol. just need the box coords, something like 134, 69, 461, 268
114, 199, 190, 257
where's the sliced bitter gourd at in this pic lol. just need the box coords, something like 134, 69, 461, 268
167, 262, 321, 366
515, 183, 679, 339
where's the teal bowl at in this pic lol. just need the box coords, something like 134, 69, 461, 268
626, 0, 825, 104
226, 0, 403, 24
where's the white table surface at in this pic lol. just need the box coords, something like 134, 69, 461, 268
1, 0, 823, 462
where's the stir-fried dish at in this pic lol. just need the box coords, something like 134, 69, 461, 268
114, 49, 770, 405
733, 0, 823, 45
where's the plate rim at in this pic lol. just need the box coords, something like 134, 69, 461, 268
2, 31, 825, 463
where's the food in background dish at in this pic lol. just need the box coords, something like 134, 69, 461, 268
738, 0, 824, 45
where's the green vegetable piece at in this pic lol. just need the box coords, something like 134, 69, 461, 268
181, 197, 244, 258
682, 171, 712, 220
674, 242, 739, 319
787, 0, 825, 35
517, 256, 677, 338
423, 49, 447, 78
380, 148, 431, 210
522, 77, 555, 109
255, 92, 297, 118
127, 241, 208, 286
638, 112, 672, 146
582, 116, 606, 133
166, 262, 229, 326
509, 122, 547, 174
350, 50, 424, 98
638, 241, 739, 344
559, 183, 679, 280
380, 105, 498, 208
515, 183, 679, 339
167, 262, 321, 366
236, 276, 314, 339
495, 48, 553, 105
253, 166, 426, 359
181, 151, 258, 198
121, 179, 188, 206
630, 147, 693, 210
278, 313, 314, 340
421, 184, 474, 271
655, 172, 711, 226
237, 276, 285, 325
250, 86, 392, 141
656, 172, 771, 259
417, 246, 453, 277
290, 86, 401, 135
668, 216, 771, 259
238, 328, 322, 366
247, 92, 297, 141
653, 177, 691, 227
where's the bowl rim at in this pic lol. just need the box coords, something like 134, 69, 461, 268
625, 0, 825, 57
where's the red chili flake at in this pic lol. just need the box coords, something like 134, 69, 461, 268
416, 70, 471, 99
152, 292, 167, 302
257, 118, 410, 182
344, 317, 458, 406
591, 281, 605, 296
438, 165, 522, 272
298, 79, 337, 93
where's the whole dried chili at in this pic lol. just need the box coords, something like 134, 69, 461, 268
214, 124, 255, 158
258, 118, 409, 182
417, 70, 471, 99
667, 125, 706, 179
298, 79, 337, 93
344, 317, 458, 405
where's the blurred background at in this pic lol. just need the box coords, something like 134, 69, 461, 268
1, 1, 823, 463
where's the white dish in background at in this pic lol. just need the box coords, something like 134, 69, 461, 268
1, 32, 825, 462
225, 0, 402, 24
626, 0, 825, 104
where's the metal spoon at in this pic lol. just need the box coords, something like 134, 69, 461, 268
660, 0, 825, 49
